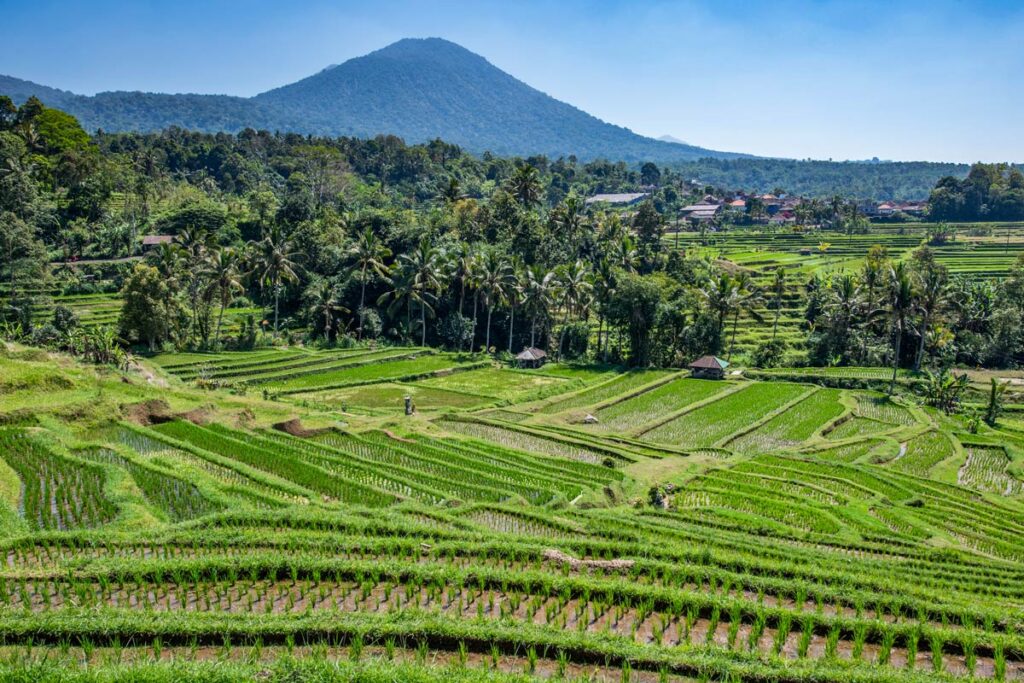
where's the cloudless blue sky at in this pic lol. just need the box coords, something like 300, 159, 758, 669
1, 0, 1021, 162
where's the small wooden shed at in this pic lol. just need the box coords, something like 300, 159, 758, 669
515, 347, 547, 369
689, 355, 729, 380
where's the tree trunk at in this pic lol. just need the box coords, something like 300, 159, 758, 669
772, 296, 781, 344
273, 280, 280, 339
471, 292, 479, 353
485, 305, 493, 353
357, 263, 367, 341
914, 312, 929, 371
557, 310, 570, 361
216, 296, 227, 347
728, 310, 740, 361
889, 321, 902, 396
421, 300, 427, 347
508, 304, 515, 353
530, 317, 536, 349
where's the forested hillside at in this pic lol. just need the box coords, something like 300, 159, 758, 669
4, 96, 1024, 379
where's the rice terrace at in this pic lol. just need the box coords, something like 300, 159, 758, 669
3, 2, 1024, 682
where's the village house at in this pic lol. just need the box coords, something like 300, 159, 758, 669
681, 202, 721, 222
515, 347, 547, 369
689, 355, 729, 379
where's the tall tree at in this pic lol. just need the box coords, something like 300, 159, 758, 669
205, 247, 245, 345
554, 260, 593, 360
887, 262, 917, 395
255, 227, 299, 338
399, 237, 445, 347
522, 264, 556, 350
509, 164, 542, 208
913, 265, 949, 371
476, 248, 514, 353
348, 228, 392, 340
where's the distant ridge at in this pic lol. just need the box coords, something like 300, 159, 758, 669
0, 38, 746, 162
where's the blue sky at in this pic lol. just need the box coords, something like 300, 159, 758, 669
1, 0, 1021, 162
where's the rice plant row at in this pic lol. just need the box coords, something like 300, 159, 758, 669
642, 382, 809, 447
78, 447, 223, 522
0, 429, 117, 531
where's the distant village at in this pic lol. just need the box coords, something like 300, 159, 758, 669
585, 191, 928, 226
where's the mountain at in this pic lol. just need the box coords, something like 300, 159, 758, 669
657, 134, 690, 145
0, 39, 744, 162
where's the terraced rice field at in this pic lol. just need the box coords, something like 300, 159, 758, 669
890, 430, 956, 477
728, 388, 845, 453
593, 377, 730, 433
642, 382, 809, 447
5, 345, 1024, 682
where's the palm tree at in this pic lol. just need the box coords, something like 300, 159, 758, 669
256, 226, 299, 338
554, 260, 592, 360
304, 279, 349, 341
522, 264, 556, 350
348, 228, 391, 340
825, 274, 863, 361
448, 242, 477, 319
399, 237, 445, 347
701, 273, 740, 345
887, 262, 917, 395
377, 267, 416, 340
205, 247, 245, 345
476, 248, 514, 353
178, 228, 215, 346
769, 267, 786, 344
612, 234, 639, 273
913, 265, 948, 371
553, 196, 586, 254
506, 259, 525, 354
509, 164, 542, 207
592, 257, 617, 361
725, 272, 763, 362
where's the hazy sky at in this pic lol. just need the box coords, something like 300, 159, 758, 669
2, 0, 1021, 163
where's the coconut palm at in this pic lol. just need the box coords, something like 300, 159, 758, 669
476, 248, 515, 353
701, 273, 740, 344
612, 234, 639, 273
204, 247, 245, 345
348, 228, 391, 340
725, 272, 763, 362
592, 257, 617, 361
522, 264, 556, 350
509, 164, 542, 207
554, 260, 592, 360
304, 279, 349, 341
504, 258, 527, 354
448, 242, 477, 320
399, 237, 445, 347
255, 226, 299, 338
887, 262, 917, 395
913, 265, 948, 371
178, 228, 216, 345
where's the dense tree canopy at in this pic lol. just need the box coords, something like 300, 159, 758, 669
2, 100, 1023, 373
